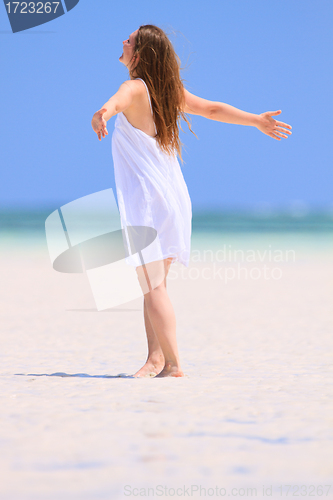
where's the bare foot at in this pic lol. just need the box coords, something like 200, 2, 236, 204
155, 363, 185, 378
133, 359, 164, 378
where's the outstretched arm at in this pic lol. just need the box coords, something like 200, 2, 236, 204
91, 80, 140, 141
183, 89, 292, 141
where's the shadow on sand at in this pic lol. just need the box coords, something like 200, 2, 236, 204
66, 308, 141, 312
15, 372, 135, 379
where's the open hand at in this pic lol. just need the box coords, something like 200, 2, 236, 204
256, 110, 292, 140
91, 108, 108, 141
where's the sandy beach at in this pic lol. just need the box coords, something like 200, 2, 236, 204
0, 231, 332, 499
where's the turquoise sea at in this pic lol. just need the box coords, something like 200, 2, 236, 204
1, 208, 333, 232
0, 208, 332, 254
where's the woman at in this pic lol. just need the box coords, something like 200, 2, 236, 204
91, 25, 292, 378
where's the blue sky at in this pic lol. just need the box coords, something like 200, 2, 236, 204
1, 0, 332, 212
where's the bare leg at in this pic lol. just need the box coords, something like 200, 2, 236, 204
133, 298, 165, 377
143, 258, 184, 378
133, 257, 172, 378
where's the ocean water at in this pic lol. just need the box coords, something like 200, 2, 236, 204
1, 208, 333, 233
0, 208, 332, 256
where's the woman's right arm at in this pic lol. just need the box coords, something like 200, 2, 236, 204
183, 88, 292, 140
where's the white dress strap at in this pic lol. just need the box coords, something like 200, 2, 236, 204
135, 78, 157, 135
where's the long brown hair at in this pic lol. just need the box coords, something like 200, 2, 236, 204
129, 25, 196, 163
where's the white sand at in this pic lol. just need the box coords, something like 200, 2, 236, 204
0, 232, 332, 499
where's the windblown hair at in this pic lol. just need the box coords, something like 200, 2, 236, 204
129, 24, 196, 163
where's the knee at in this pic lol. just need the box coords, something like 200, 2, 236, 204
136, 261, 166, 294
144, 282, 166, 305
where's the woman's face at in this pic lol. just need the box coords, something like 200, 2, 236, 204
119, 29, 139, 69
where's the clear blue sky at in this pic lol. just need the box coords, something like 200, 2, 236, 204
1, 0, 332, 212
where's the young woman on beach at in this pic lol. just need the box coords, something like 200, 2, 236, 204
91, 25, 292, 378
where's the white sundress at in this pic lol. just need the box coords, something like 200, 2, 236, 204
111, 78, 192, 268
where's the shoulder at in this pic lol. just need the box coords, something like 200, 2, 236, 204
119, 79, 146, 97
111, 79, 147, 114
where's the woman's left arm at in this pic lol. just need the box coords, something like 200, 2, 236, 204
91, 81, 136, 141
